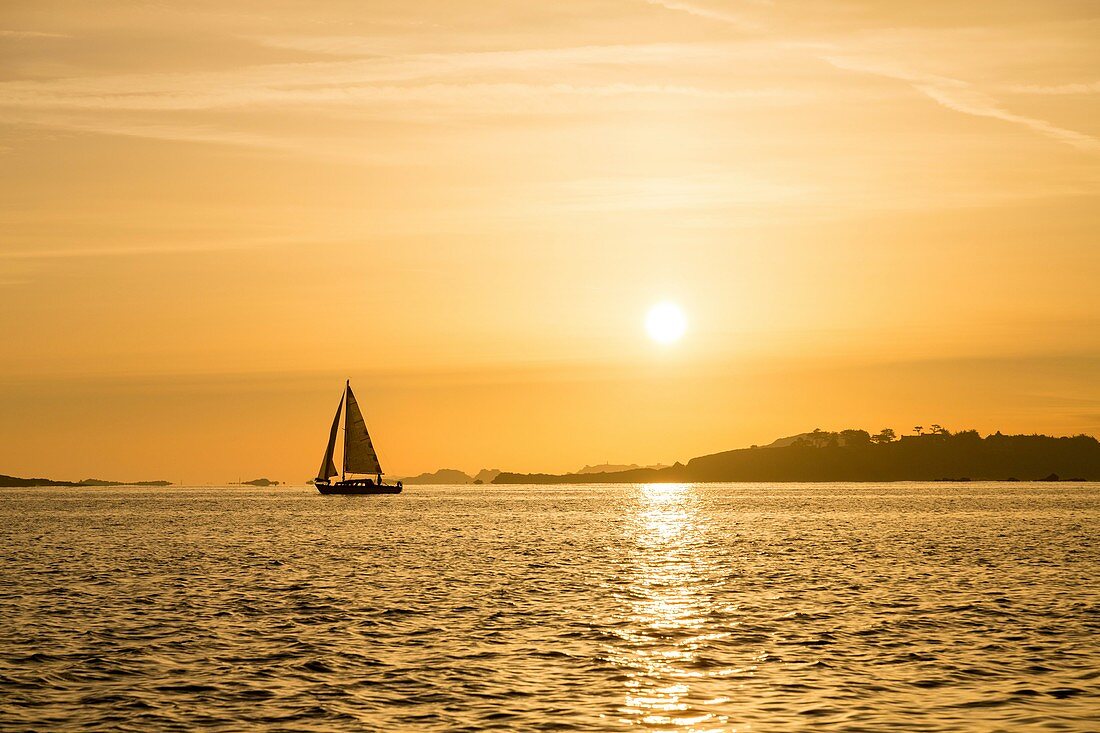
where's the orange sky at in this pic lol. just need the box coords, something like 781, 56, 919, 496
1, 1, 1098, 483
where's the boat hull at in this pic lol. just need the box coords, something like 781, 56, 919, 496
316, 481, 402, 495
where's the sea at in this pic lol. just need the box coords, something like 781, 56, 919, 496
0, 483, 1097, 731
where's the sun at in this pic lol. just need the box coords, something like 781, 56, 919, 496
645, 302, 687, 344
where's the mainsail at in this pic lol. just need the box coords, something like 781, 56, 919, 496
317, 391, 344, 482
344, 383, 383, 476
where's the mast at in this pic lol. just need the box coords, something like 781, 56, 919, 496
341, 379, 348, 482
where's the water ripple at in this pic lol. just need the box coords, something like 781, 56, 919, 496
0, 482, 1097, 730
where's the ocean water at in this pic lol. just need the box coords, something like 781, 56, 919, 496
0, 483, 1097, 731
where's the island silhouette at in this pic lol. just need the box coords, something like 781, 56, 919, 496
493, 428, 1099, 484
0, 475, 172, 488
237, 478, 281, 487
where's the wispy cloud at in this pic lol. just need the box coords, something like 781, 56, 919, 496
0, 79, 794, 113
540, 171, 810, 213
0, 232, 310, 261
629, 1, 1100, 155
0, 40, 811, 152
1004, 81, 1100, 95
644, 0, 761, 29
0, 43, 748, 112
2, 114, 312, 153
823, 56, 1100, 152
0, 30, 69, 39
914, 84, 1100, 151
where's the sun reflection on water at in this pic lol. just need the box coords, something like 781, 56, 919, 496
611, 483, 733, 732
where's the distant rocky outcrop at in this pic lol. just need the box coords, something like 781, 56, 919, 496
493, 430, 1100, 484
473, 468, 501, 484
575, 463, 669, 474
0, 475, 172, 488
239, 478, 280, 487
398, 468, 474, 484
395, 467, 503, 485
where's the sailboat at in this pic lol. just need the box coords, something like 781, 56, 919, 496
315, 380, 402, 495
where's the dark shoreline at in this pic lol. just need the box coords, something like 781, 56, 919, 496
489, 476, 1097, 485
494, 431, 1100, 485
0, 475, 172, 488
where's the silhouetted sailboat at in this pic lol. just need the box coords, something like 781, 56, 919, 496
315, 381, 402, 495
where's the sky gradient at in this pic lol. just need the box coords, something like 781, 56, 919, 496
1, 1, 1098, 482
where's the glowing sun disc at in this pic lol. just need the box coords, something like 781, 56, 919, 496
646, 302, 687, 344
